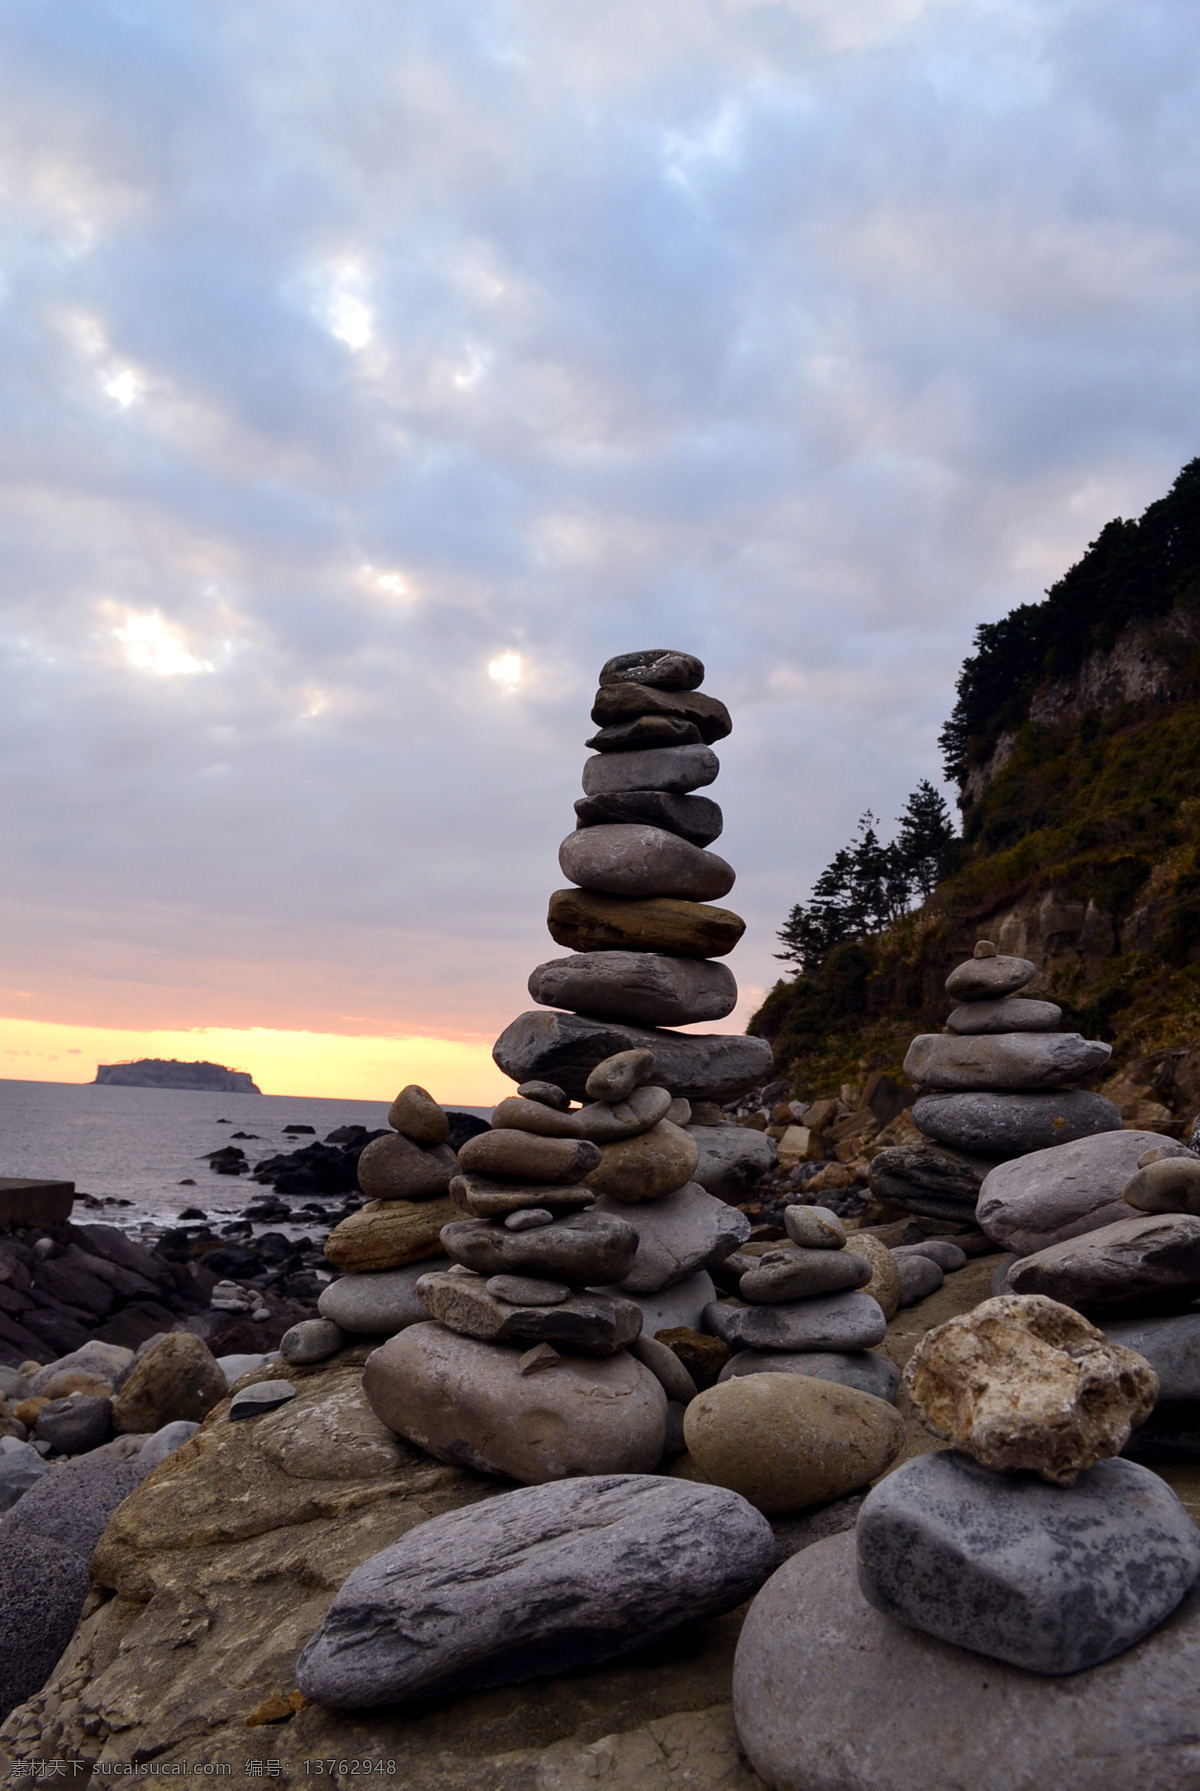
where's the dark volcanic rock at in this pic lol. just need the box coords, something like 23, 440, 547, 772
296, 1473, 774, 1708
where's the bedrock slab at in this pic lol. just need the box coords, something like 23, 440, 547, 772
581, 744, 719, 797
977, 1129, 1194, 1255
856, 1449, 1200, 1673
493, 1010, 773, 1104
439, 1210, 639, 1286
944, 953, 1036, 1001
1007, 1212, 1200, 1315
415, 1268, 642, 1356
592, 1182, 749, 1293
559, 825, 736, 902
573, 788, 723, 847
529, 951, 738, 1027
547, 888, 745, 958
734, 1528, 1200, 1791
703, 1291, 887, 1353
947, 996, 1063, 1034
904, 1032, 1111, 1091
296, 1473, 773, 1709
362, 1323, 666, 1482
913, 1090, 1122, 1157
717, 1349, 900, 1402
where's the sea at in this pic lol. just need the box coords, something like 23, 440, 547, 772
0, 1078, 492, 1244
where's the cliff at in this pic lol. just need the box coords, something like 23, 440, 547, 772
93, 1059, 261, 1094
751, 457, 1200, 1133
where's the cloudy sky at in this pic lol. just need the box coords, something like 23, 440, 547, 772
2, 0, 1198, 1100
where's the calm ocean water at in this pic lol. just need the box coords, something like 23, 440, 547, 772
0, 1078, 491, 1237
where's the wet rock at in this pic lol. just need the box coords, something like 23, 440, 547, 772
1124, 1155, 1200, 1216
441, 1210, 639, 1286
913, 1090, 1122, 1157
457, 1129, 601, 1184
586, 1121, 699, 1202
977, 1130, 1193, 1255
111, 1332, 227, 1435
738, 1247, 872, 1304
559, 824, 736, 902
580, 743, 719, 797
717, 1349, 900, 1403
296, 1474, 772, 1709
857, 1450, 1200, 1673
904, 1032, 1111, 1091
415, 1269, 643, 1356
945, 954, 1036, 1001
318, 1260, 449, 1335
385, 1086, 449, 1145
683, 1373, 903, 1514
593, 1182, 749, 1293
1007, 1213, 1200, 1316
903, 1293, 1158, 1483
947, 996, 1063, 1034
449, 1174, 596, 1218
573, 788, 723, 847
324, 1196, 460, 1272
688, 1126, 776, 1203
529, 951, 737, 1028
363, 1323, 667, 1482
547, 888, 745, 959
280, 1319, 346, 1364
355, 1133, 457, 1202
493, 1009, 773, 1104
704, 1291, 887, 1354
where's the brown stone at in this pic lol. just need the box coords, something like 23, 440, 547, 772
547, 888, 745, 959
356, 1132, 457, 1202
456, 1129, 601, 1184
842, 1233, 902, 1321
385, 1085, 449, 1144
656, 1327, 730, 1389
449, 1174, 597, 1218
489, 1096, 585, 1138
683, 1373, 904, 1514
586, 1121, 700, 1203
590, 683, 732, 743
1124, 1156, 1200, 1215
0, 1177, 74, 1226
901, 1292, 1159, 1486
111, 1333, 227, 1436
324, 1197, 459, 1272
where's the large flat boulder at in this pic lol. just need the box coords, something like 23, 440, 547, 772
494, 1010, 772, 1104
978, 1131, 1195, 1256
913, 1090, 1121, 1157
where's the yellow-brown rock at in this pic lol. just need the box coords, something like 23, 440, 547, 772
386, 1085, 449, 1144
547, 888, 745, 959
683, 1372, 904, 1514
902, 1292, 1158, 1486
585, 1120, 699, 1202
324, 1196, 459, 1272
844, 1233, 902, 1321
111, 1333, 227, 1436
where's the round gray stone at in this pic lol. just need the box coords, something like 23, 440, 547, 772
441, 1211, 640, 1287
913, 1090, 1122, 1158
945, 954, 1036, 1001
137, 1420, 199, 1469
572, 789, 723, 848
280, 1318, 346, 1364
947, 997, 1063, 1034
894, 1253, 944, 1306
0, 1438, 52, 1514
318, 1258, 452, 1335
558, 825, 735, 902
598, 648, 705, 689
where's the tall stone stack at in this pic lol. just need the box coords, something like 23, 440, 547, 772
493, 647, 773, 1105
872, 940, 1121, 1225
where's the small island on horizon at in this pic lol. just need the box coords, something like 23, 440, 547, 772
93, 1057, 261, 1093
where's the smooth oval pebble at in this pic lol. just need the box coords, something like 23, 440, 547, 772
599, 647, 705, 689
486, 1275, 571, 1305
581, 743, 718, 798
586, 1120, 699, 1203
547, 888, 745, 959
892, 1239, 968, 1272
516, 1081, 570, 1110
944, 954, 1037, 1001
895, 1252, 944, 1306
457, 1131, 601, 1184
280, 1319, 345, 1364
558, 825, 735, 902
386, 1085, 450, 1144
739, 1248, 872, 1303
489, 1096, 585, 1138
683, 1372, 904, 1514
1124, 1156, 1200, 1215
356, 1133, 457, 1202
229, 1379, 296, 1421
783, 1206, 846, 1249
529, 951, 737, 1028
504, 1209, 554, 1230
575, 1085, 673, 1143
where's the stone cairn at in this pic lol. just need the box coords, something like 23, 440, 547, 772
875, 939, 1120, 1225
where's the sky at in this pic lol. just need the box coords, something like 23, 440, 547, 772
2, 0, 1200, 1101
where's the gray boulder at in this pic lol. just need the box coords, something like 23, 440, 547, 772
904, 1032, 1111, 1091
572, 789, 723, 847
718, 1349, 900, 1403
977, 1131, 1194, 1256
34, 1394, 113, 1456
913, 1090, 1122, 1157
528, 951, 737, 1028
493, 1009, 773, 1104
856, 1450, 1200, 1673
441, 1210, 639, 1287
686, 1125, 776, 1203
893, 1239, 968, 1272
296, 1474, 774, 1708
592, 1182, 749, 1293
0, 1437, 52, 1514
624, 1270, 716, 1336
734, 1528, 1200, 1791
1008, 1213, 1200, 1315
947, 996, 1063, 1034
319, 1258, 451, 1335
137, 1420, 199, 1469
703, 1291, 887, 1353
944, 954, 1036, 1001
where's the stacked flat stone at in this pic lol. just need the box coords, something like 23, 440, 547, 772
318, 1086, 458, 1337
493, 647, 773, 1105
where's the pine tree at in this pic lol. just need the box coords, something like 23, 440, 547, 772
894, 780, 959, 897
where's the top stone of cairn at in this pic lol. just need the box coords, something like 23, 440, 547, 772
598, 648, 704, 691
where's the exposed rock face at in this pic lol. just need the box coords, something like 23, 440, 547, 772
913, 1089, 1122, 1157
528, 952, 738, 1027
902, 1294, 1158, 1485
296, 1476, 774, 1708
323, 1196, 459, 1272
683, 1373, 903, 1515
111, 1333, 227, 1435
856, 1450, 1200, 1675
977, 1131, 1194, 1256
362, 1323, 667, 1483
493, 1010, 773, 1104
904, 1032, 1111, 1091
734, 1529, 1200, 1791
1007, 1213, 1200, 1315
